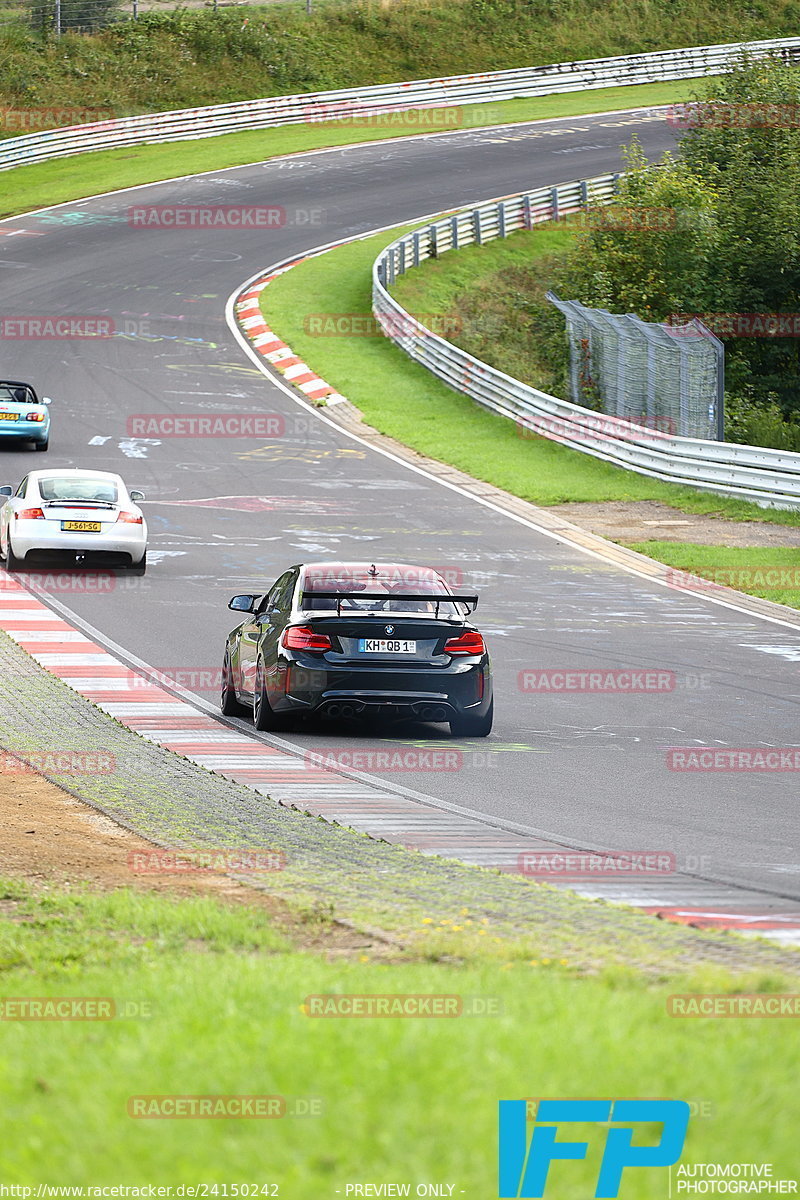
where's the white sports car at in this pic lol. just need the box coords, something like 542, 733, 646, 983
0, 468, 147, 573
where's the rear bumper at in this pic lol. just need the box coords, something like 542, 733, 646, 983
280, 657, 491, 720
0, 423, 48, 443
11, 523, 146, 564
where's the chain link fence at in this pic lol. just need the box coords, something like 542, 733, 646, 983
546, 293, 725, 441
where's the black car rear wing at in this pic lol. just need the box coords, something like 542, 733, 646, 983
301, 590, 479, 616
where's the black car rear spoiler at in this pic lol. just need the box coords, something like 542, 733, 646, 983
302, 590, 479, 616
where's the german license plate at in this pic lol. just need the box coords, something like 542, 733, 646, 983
61, 521, 102, 532
0, 412, 19, 421
358, 639, 416, 654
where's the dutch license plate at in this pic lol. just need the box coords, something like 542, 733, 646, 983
358, 639, 416, 654
0, 413, 19, 421
61, 521, 102, 532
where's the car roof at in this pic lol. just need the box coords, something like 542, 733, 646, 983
27, 469, 124, 482
300, 561, 445, 577
0, 379, 35, 387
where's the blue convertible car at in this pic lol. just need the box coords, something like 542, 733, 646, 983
0, 380, 51, 452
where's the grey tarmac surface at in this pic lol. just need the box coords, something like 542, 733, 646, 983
0, 107, 798, 915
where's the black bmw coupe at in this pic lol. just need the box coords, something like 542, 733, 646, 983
221, 561, 493, 737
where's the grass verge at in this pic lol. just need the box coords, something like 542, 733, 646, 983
0, 81, 691, 220
627, 541, 800, 606
0, 875, 797, 1186
262, 224, 800, 526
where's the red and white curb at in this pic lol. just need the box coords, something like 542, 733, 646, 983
234, 263, 347, 406
3, 581, 800, 944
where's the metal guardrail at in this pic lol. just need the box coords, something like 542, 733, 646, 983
371, 176, 800, 509
2, 36, 800, 172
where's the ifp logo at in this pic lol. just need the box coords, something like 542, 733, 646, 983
499, 1099, 690, 1197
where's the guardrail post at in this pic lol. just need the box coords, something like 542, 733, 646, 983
413, 231, 421, 267
387, 250, 396, 287
580, 180, 589, 208
551, 187, 559, 222
451, 215, 459, 250
612, 173, 621, 194
473, 209, 482, 246
498, 201, 506, 239
430, 225, 438, 258
523, 195, 533, 230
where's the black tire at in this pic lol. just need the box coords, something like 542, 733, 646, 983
3, 541, 23, 572
34, 439, 49, 452
129, 551, 146, 576
449, 697, 493, 738
253, 659, 287, 731
221, 650, 248, 716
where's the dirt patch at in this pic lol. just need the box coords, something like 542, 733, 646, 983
547, 500, 800, 548
0, 768, 381, 957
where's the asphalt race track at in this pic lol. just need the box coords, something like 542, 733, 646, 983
2, 106, 799, 932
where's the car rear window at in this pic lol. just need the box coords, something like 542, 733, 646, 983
0, 385, 36, 404
38, 477, 118, 503
301, 566, 457, 614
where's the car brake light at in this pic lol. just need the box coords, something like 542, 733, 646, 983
16, 507, 44, 520
116, 511, 143, 524
443, 630, 485, 655
282, 625, 332, 652
25, 413, 45, 423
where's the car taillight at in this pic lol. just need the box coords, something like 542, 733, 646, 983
25, 413, 45, 423
443, 630, 485, 656
16, 507, 44, 520
116, 511, 143, 524
282, 625, 332, 652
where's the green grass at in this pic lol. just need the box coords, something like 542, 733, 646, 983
262, 224, 800, 525
0, 81, 692, 219
1, 0, 798, 117
0, 877, 797, 1187
627, 541, 800, 607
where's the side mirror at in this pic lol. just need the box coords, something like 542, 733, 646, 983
42, 397, 52, 406
129, 489, 145, 502
0, 486, 12, 497
228, 594, 259, 613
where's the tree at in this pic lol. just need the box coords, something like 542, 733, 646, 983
560, 59, 800, 420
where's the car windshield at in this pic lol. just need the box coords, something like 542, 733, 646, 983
301, 566, 461, 615
0, 384, 36, 405
38, 477, 118, 503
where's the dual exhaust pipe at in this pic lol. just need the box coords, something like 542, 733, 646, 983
326, 702, 360, 720
324, 701, 449, 722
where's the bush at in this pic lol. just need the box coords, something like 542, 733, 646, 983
724, 391, 800, 450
